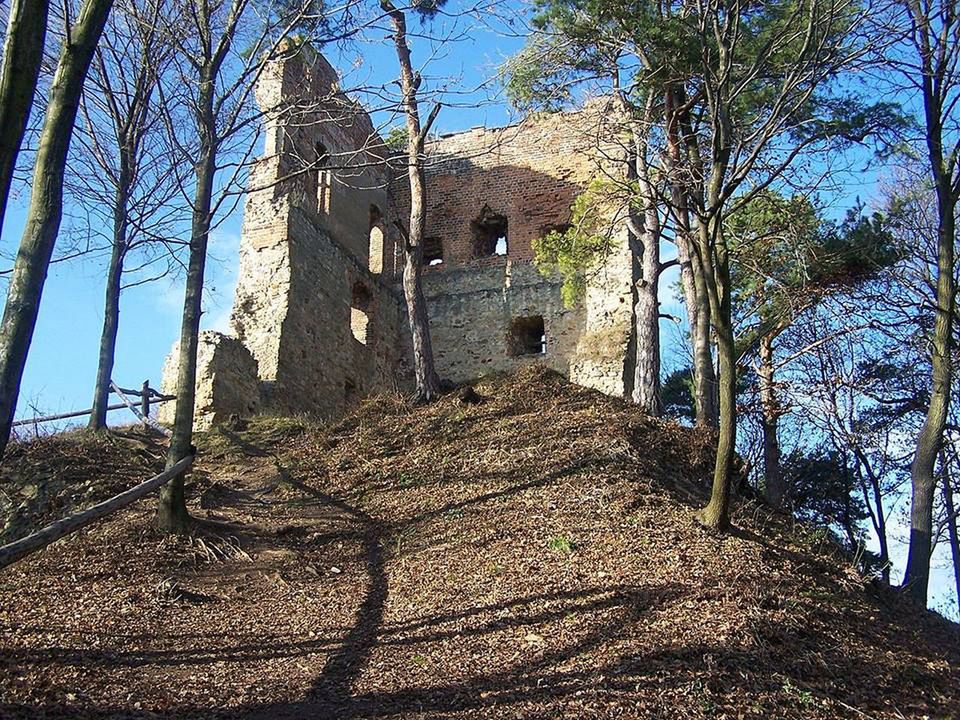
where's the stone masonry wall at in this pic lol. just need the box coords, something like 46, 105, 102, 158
162, 50, 642, 431
229, 44, 407, 419
391, 107, 636, 396
159, 332, 260, 431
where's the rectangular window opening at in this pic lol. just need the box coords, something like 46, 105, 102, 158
471, 205, 508, 258
351, 282, 372, 345
509, 316, 546, 357
316, 141, 331, 214
423, 236, 444, 266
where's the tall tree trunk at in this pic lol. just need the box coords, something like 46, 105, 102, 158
632, 253, 661, 414
626, 104, 662, 416
683, 231, 718, 428
941, 464, 960, 614
674, 230, 718, 426
667, 86, 717, 428
158, 71, 217, 533
0, 0, 113, 458
690, 97, 736, 530
698, 240, 736, 531
902, 0, 958, 604
759, 332, 785, 508
89, 160, 130, 431
903, 184, 955, 604
382, 1, 441, 403
699, 208, 737, 531
0, 0, 49, 237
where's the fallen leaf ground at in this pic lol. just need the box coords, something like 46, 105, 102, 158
0, 367, 957, 719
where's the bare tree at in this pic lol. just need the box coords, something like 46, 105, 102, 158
891, 0, 960, 604
66, 0, 186, 431
155, 0, 328, 532
674, 0, 887, 530
0, 0, 49, 239
0, 0, 114, 459
379, 0, 443, 402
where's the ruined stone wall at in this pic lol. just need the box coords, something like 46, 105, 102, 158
259, 44, 397, 274
160, 45, 409, 427
159, 332, 260, 431
230, 45, 408, 419
391, 108, 636, 396
162, 50, 642, 431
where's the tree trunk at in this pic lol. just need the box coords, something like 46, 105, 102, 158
626, 107, 662, 416
0, 0, 113, 458
631, 258, 661, 415
0, 0, 49, 237
690, 89, 736, 530
667, 85, 717, 428
685, 236, 719, 428
941, 465, 960, 614
699, 289, 736, 530
158, 70, 218, 533
759, 332, 785, 509
675, 229, 717, 426
853, 446, 891, 584
872, 475, 892, 584
903, 186, 955, 604
89, 177, 129, 430
697, 215, 736, 531
383, 1, 441, 403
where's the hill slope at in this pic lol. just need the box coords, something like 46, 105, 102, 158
0, 366, 957, 719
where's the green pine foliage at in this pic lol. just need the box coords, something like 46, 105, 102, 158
532, 179, 625, 307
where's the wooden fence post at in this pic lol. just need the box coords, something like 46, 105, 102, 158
141, 379, 150, 421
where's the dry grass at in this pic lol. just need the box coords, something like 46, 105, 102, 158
0, 366, 957, 719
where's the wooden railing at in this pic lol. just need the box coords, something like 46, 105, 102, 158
11, 380, 175, 430
0, 453, 195, 569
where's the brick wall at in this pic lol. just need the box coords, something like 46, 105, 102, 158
391, 108, 636, 397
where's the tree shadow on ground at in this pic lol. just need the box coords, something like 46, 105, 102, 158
4, 415, 958, 720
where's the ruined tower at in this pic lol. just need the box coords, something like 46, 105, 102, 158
161, 47, 638, 429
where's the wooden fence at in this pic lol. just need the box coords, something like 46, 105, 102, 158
11, 380, 175, 431
0, 381, 194, 570
0, 453, 195, 569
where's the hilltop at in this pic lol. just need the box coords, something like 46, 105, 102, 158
0, 366, 957, 719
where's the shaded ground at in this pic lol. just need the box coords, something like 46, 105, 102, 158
0, 367, 957, 719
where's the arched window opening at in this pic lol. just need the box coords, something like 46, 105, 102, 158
351, 281, 373, 345
369, 204, 385, 274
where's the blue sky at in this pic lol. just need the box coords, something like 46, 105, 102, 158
0, 6, 527, 429
0, 3, 955, 617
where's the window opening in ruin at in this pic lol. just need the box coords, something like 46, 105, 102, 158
369, 204, 385, 274
509, 316, 546, 357
351, 281, 372, 345
423, 236, 443, 266
316, 141, 331, 214
470, 205, 508, 258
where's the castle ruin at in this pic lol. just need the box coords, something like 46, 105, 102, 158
160, 47, 637, 430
